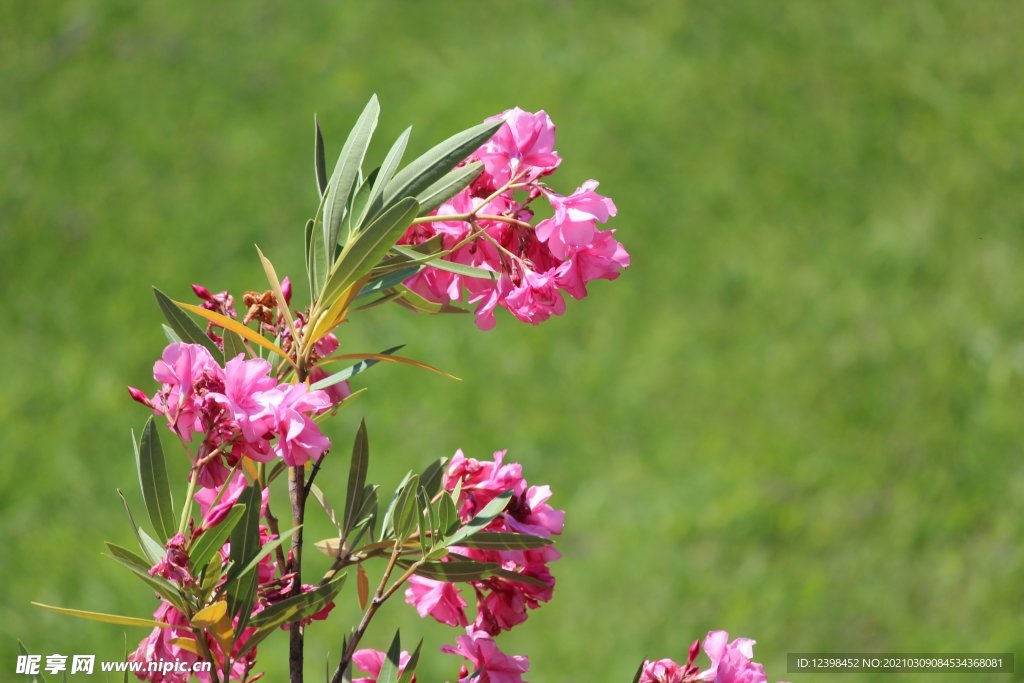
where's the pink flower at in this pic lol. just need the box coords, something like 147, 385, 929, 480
639, 659, 689, 683
698, 631, 770, 683
441, 629, 529, 683
536, 180, 617, 259
554, 229, 630, 300
263, 383, 332, 466
351, 648, 412, 683
151, 343, 223, 440
192, 284, 237, 347
405, 575, 469, 627
148, 533, 192, 587
478, 108, 560, 184
502, 270, 567, 326
210, 354, 278, 456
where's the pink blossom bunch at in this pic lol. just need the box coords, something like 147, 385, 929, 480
129, 600, 257, 683
637, 631, 788, 683
130, 342, 334, 485
399, 107, 630, 329
132, 470, 335, 682
405, 450, 563, 636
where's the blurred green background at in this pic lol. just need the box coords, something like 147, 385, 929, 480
2, 1, 1022, 681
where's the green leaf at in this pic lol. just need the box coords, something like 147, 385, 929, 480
104, 542, 150, 572
153, 287, 219, 355
225, 486, 260, 622
222, 330, 247, 361
304, 217, 317, 295
117, 489, 164, 564
323, 95, 379, 256
229, 526, 300, 585
32, 602, 171, 629
315, 115, 328, 197
360, 127, 411, 226
412, 559, 500, 582
394, 285, 469, 315
451, 531, 553, 550
491, 566, 552, 589
392, 474, 421, 541
419, 457, 447, 500
310, 483, 343, 535
161, 324, 182, 344
343, 420, 369, 535
382, 119, 502, 209
322, 197, 421, 304
416, 161, 485, 214
237, 574, 346, 658
344, 169, 378, 244
397, 639, 423, 683
188, 504, 245, 571
19, 640, 48, 683
103, 544, 188, 613
135, 417, 175, 542
309, 345, 404, 391
631, 660, 645, 683
390, 245, 497, 281
436, 490, 459, 538
443, 489, 513, 548
356, 267, 422, 300
377, 630, 403, 683
379, 470, 413, 541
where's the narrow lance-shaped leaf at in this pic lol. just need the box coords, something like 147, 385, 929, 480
394, 285, 469, 315
323, 95, 380, 256
392, 474, 421, 541
309, 345, 405, 391
411, 560, 500, 583
310, 483, 343, 535
118, 489, 164, 564
104, 543, 189, 613
315, 115, 328, 197
32, 602, 172, 629
174, 301, 292, 363
390, 245, 497, 281
135, 417, 175, 542
397, 639, 423, 683
419, 457, 447, 500
356, 267, 422, 300
225, 486, 261, 621
382, 119, 502, 209
443, 489, 513, 548
153, 287, 220, 356
188, 504, 245, 571
416, 160, 485, 214
451, 531, 553, 550
236, 574, 347, 659
343, 420, 369, 535
377, 630, 403, 683
222, 330, 247, 362
359, 127, 411, 226
322, 197, 421, 305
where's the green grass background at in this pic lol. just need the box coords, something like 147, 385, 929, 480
2, 1, 1022, 681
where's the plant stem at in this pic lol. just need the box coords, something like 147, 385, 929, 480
330, 542, 422, 683
178, 467, 201, 536
288, 464, 307, 683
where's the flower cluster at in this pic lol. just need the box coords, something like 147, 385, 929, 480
400, 108, 630, 329
399, 450, 562, 682
638, 631, 788, 683
130, 342, 335, 485
131, 470, 335, 682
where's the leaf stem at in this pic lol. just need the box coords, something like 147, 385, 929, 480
330, 541, 410, 683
